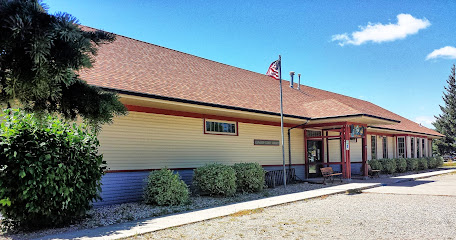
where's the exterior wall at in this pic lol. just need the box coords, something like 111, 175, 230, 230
406, 136, 411, 158
388, 137, 394, 158
326, 131, 341, 163
350, 138, 362, 163
95, 111, 305, 206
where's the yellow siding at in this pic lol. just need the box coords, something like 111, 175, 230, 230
388, 137, 394, 158
350, 139, 362, 162
98, 111, 305, 170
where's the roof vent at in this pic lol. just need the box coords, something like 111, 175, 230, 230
298, 73, 301, 90
290, 71, 295, 88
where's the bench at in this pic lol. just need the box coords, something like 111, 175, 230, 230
368, 164, 380, 178
320, 167, 342, 184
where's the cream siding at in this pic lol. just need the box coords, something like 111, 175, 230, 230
388, 137, 394, 158
350, 138, 362, 162
406, 136, 411, 158
326, 131, 341, 163
98, 111, 305, 170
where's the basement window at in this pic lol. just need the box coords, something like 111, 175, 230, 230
204, 119, 237, 135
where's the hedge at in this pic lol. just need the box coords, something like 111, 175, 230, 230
144, 168, 189, 206
233, 163, 265, 193
193, 163, 237, 196
0, 109, 105, 229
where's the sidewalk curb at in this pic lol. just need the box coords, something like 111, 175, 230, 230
36, 183, 382, 240
391, 169, 456, 184
36, 169, 455, 240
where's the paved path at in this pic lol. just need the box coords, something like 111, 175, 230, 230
365, 171, 456, 196
37, 169, 455, 240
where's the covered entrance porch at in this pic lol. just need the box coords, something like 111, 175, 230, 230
303, 122, 368, 179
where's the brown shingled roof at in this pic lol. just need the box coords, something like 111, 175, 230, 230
78, 26, 442, 137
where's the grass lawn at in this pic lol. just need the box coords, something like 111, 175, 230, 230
443, 161, 456, 168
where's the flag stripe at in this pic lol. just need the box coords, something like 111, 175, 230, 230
266, 60, 279, 80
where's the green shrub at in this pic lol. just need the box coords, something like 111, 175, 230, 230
417, 158, 428, 170
193, 163, 236, 196
406, 158, 418, 172
381, 159, 397, 174
0, 109, 105, 229
435, 156, 444, 167
395, 158, 407, 173
426, 157, 437, 169
368, 159, 382, 171
144, 168, 189, 206
233, 163, 265, 193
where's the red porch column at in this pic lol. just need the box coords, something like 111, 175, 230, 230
345, 124, 351, 179
362, 134, 368, 176
340, 125, 346, 178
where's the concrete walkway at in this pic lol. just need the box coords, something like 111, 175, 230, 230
37, 169, 455, 240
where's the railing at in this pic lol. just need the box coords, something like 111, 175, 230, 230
265, 168, 296, 188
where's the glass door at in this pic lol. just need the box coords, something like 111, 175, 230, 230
307, 140, 323, 178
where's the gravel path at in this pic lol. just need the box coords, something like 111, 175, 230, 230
1, 181, 339, 239
130, 174, 456, 240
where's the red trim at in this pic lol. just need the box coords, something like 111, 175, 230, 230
105, 164, 307, 173
126, 104, 298, 128
306, 135, 341, 139
366, 131, 395, 137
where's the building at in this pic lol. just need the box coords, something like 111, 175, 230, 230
79, 27, 443, 206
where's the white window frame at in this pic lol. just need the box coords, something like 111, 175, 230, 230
398, 137, 405, 158
204, 119, 238, 136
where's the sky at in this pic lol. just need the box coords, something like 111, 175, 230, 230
45, 0, 456, 129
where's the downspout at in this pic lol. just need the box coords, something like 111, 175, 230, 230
288, 120, 310, 171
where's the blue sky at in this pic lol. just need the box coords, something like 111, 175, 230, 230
45, 0, 456, 128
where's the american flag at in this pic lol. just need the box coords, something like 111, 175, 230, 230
266, 60, 279, 80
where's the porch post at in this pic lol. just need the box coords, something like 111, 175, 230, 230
340, 125, 346, 178
345, 124, 351, 179
362, 133, 368, 177
304, 129, 308, 179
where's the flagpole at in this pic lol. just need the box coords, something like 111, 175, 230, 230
278, 55, 286, 187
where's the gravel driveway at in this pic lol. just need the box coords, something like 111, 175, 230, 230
131, 173, 456, 240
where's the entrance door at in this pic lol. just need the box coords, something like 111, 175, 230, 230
307, 140, 323, 178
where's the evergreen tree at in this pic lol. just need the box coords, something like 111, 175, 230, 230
433, 64, 456, 155
0, 0, 126, 127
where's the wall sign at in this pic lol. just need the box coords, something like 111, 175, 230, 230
254, 139, 279, 146
345, 141, 350, 150
350, 125, 365, 138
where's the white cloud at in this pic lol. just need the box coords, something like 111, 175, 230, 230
414, 116, 436, 129
332, 14, 431, 46
426, 46, 456, 60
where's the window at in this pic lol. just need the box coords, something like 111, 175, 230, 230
398, 137, 405, 158
204, 119, 237, 135
306, 130, 322, 137
382, 137, 388, 158
422, 139, 426, 157
410, 137, 415, 158
416, 138, 420, 158
254, 139, 279, 146
371, 136, 377, 160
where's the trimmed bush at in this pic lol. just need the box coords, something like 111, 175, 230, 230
435, 156, 444, 167
380, 159, 397, 174
144, 168, 189, 206
368, 159, 383, 171
395, 158, 407, 173
193, 163, 236, 196
417, 158, 428, 170
426, 157, 437, 169
406, 158, 418, 172
233, 163, 265, 193
0, 109, 105, 229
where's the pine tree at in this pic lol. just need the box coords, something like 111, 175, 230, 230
0, 0, 126, 127
433, 64, 456, 155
